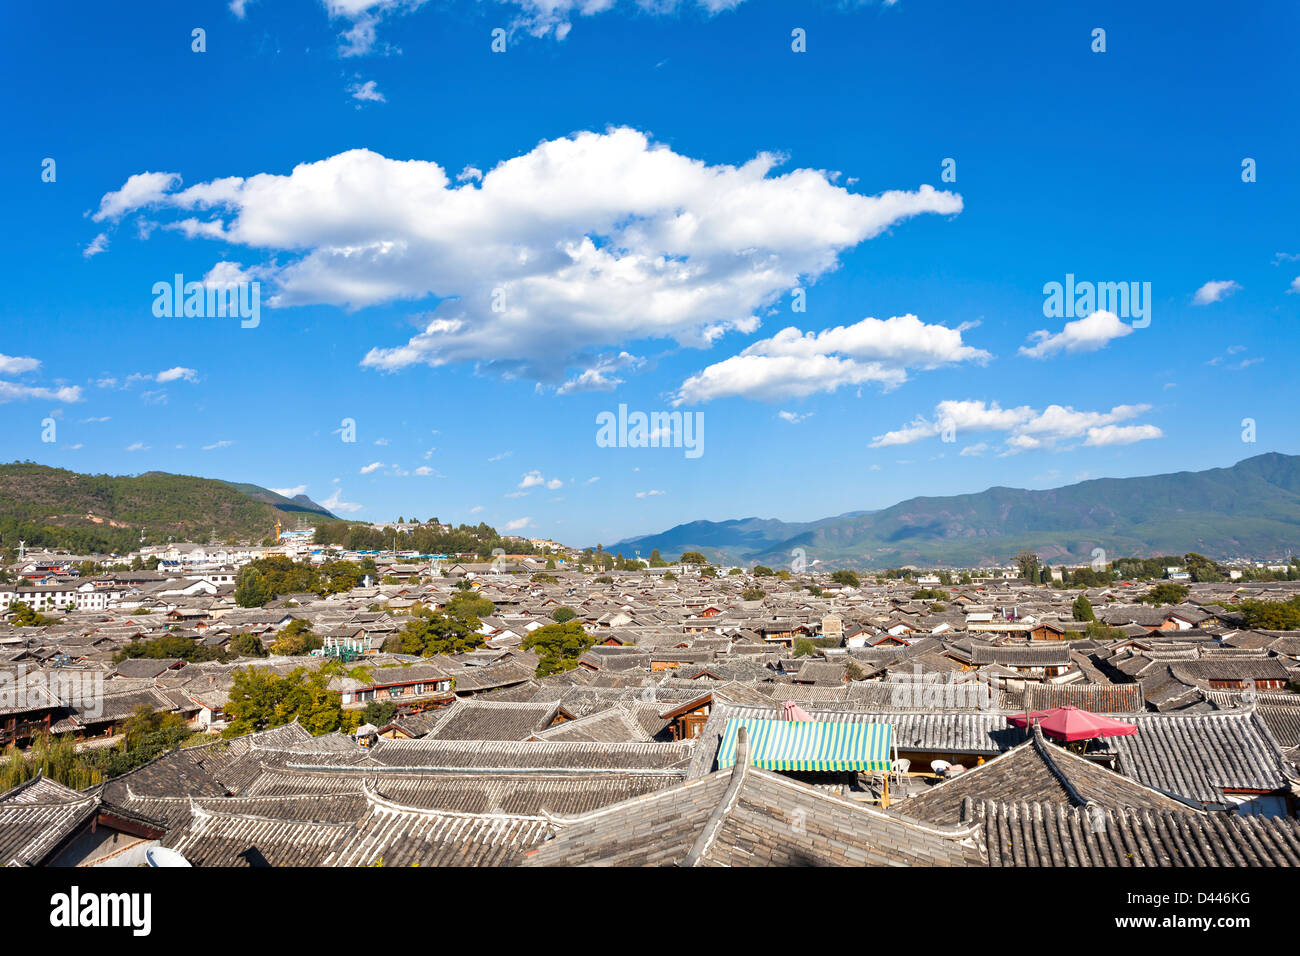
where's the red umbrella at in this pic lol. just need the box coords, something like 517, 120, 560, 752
1007, 705, 1137, 742
782, 700, 813, 721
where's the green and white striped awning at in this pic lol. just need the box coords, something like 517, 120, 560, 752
717, 717, 893, 773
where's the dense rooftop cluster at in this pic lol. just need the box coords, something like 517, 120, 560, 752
2, 553, 1299, 866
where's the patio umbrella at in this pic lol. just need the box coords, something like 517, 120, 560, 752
1007, 705, 1137, 742
781, 700, 813, 721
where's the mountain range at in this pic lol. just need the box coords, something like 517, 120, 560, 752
607, 453, 1300, 568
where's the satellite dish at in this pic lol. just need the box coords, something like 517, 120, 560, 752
145, 847, 192, 867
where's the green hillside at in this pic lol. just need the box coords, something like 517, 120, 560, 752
0, 463, 338, 554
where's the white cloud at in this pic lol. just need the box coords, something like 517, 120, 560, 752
1192, 280, 1240, 305
556, 352, 643, 394
271, 485, 308, 496
92, 171, 181, 221
1290, 276, 1300, 294
348, 79, 386, 103
0, 381, 82, 403
519, 470, 563, 490
0, 354, 40, 375
777, 410, 812, 424
676, 314, 986, 404
80, 416, 110, 423
125, 441, 148, 452
155, 366, 199, 383
504, 516, 534, 531
1083, 424, 1164, 446
321, 487, 364, 514
317, 0, 742, 56
103, 129, 961, 387
488, 451, 512, 462
871, 399, 1160, 453
1019, 310, 1133, 359
202, 440, 234, 450
83, 233, 109, 258
229, 0, 256, 17
636, 489, 666, 498
360, 461, 385, 474
959, 443, 988, 457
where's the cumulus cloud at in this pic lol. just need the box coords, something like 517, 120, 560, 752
1192, 280, 1240, 305
271, 485, 308, 496
348, 79, 386, 103
777, 410, 812, 424
155, 366, 199, 384
360, 461, 385, 474
0, 354, 40, 375
0, 381, 82, 403
519, 470, 563, 490
675, 314, 986, 404
1019, 310, 1133, 359
92, 171, 181, 222
504, 516, 534, 531
1083, 424, 1164, 446
98, 129, 962, 388
636, 489, 666, 498
870, 399, 1160, 453
321, 486, 364, 514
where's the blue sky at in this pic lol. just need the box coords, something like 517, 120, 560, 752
2, 0, 1298, 548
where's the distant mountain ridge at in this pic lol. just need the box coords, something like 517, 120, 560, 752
607, 453, 1300, 568
0, 463, 338, 553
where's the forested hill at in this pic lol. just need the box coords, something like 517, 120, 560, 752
610, 453, 1300, 568
0, 463, 339, 554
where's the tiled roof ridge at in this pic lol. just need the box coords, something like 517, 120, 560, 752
1029, 723, 1087, 807
186, 799, 355, 829
360, 779, 551, 823
681, 725, 751, 867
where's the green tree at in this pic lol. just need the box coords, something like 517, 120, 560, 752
742, 587, 765, 601
1072, 594, 1096, 622
1140, 582, 1190, 606
1183, 552, 1225, 583
445, 592, 494, 627
234, 569, 272, 608
551, 606, 578, 623
753, 565, 775, 577
1014, 549, 1039, 582
229, 633, 268, 658
521, 621, 595, 677
222, 666, 352, 736
272, 619, 322, 656
6, 602, 57, 628
393, 610, 481, 656
679, 551, 707, 565
1238, 596, 1300, 630
830, 570, 860, 588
